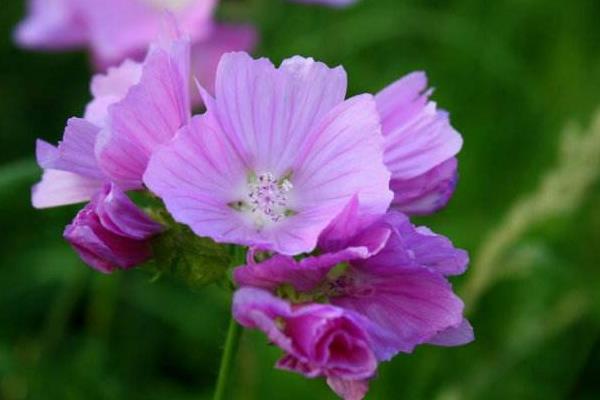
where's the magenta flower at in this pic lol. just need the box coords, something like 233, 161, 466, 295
234, 209, 473, 361
376, 72, 463, 215
33, 27, 190, 208
64, 183, 162, 273
234, 288, 376, 400
15, 0, 255, 87
144, 52, 393, 255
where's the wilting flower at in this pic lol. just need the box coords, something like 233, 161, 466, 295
144, 52, 393, 255
64, 183, 163, 273
33, 26, 190, 208
233, 204, 473, 398
376, 72, 463, 215
15, 0, 255, 86
234, 288, 376, 400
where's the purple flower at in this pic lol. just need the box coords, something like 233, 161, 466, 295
144, 52, 392, 255
376, 72, 463, 215
64, 183, 162, 273
233, 287, 376, 400
14, 1, 255, 87
32, 26, 190, 208
234, 208, 473, 361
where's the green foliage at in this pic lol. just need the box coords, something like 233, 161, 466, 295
150, 222, 233, 289
2, 0, 600, 399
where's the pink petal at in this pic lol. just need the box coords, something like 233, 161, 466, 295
191, 24, 258, 100
334, 263, 465, 360
37, 118, 104, 180
428, 319, 474, 347
96, 32, 191, 188
14, 0, 87, 50
81, 0, 216, 68
212, 52, 347, 176
32, 169, 102, 209
326, 378, 370, 400
84, 59, 143, 126
390, 157, 458, 215
376, 72, 463, 180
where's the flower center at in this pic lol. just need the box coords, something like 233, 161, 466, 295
229, 172, 295, 229
248, 172, 293, 224
143, 0, 195, 11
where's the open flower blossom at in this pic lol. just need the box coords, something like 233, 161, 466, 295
64, 183, 163, 273
233, 203, 473, 398
15, 0, 256, 87
376, 72, 463, 215
144, 52, 393, 256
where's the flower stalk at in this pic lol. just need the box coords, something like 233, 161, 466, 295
213, 311, 242, 400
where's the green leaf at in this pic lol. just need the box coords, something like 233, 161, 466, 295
149, 223, 232, 288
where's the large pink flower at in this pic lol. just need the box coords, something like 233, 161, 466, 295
144, 52, 393, 255
376, 72, 463, 215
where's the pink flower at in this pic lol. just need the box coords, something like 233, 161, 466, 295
64, 183, 162, 273
32, 26, 190, 208
14, 0, 256, 86
234, 208, 473, 361
144, 52, 393, 255
376, 72, 463, 215
233, 287, 376, 400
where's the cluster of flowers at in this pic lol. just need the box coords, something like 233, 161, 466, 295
25, 3, 471, 400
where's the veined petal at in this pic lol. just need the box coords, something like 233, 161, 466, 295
334, 263, 464, 360
391, 157, 458, 215
32, 169, 102, 209
96, 32, 191, 188
376, 72, 462, 180
213, 52, 347, 176
37, 118, 104, 180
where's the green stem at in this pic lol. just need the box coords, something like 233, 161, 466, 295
213, 314, 242, 400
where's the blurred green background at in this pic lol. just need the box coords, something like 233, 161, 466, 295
1, 0, 600, 399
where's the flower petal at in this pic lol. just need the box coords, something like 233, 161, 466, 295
376, 72, 462, 180
212, 52, 347, 175
374, 212, 469, 276
390, 157, 458, 215
191, 24, 258, 99
32, 169, 102, 209
14, 0, 86, 50
326, 378, 369, 400
96, 32, 191, 188
84, 59, 143, 126
37, 118, 104, 180
428, 319, 474, 347
334, 263, 464, 360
